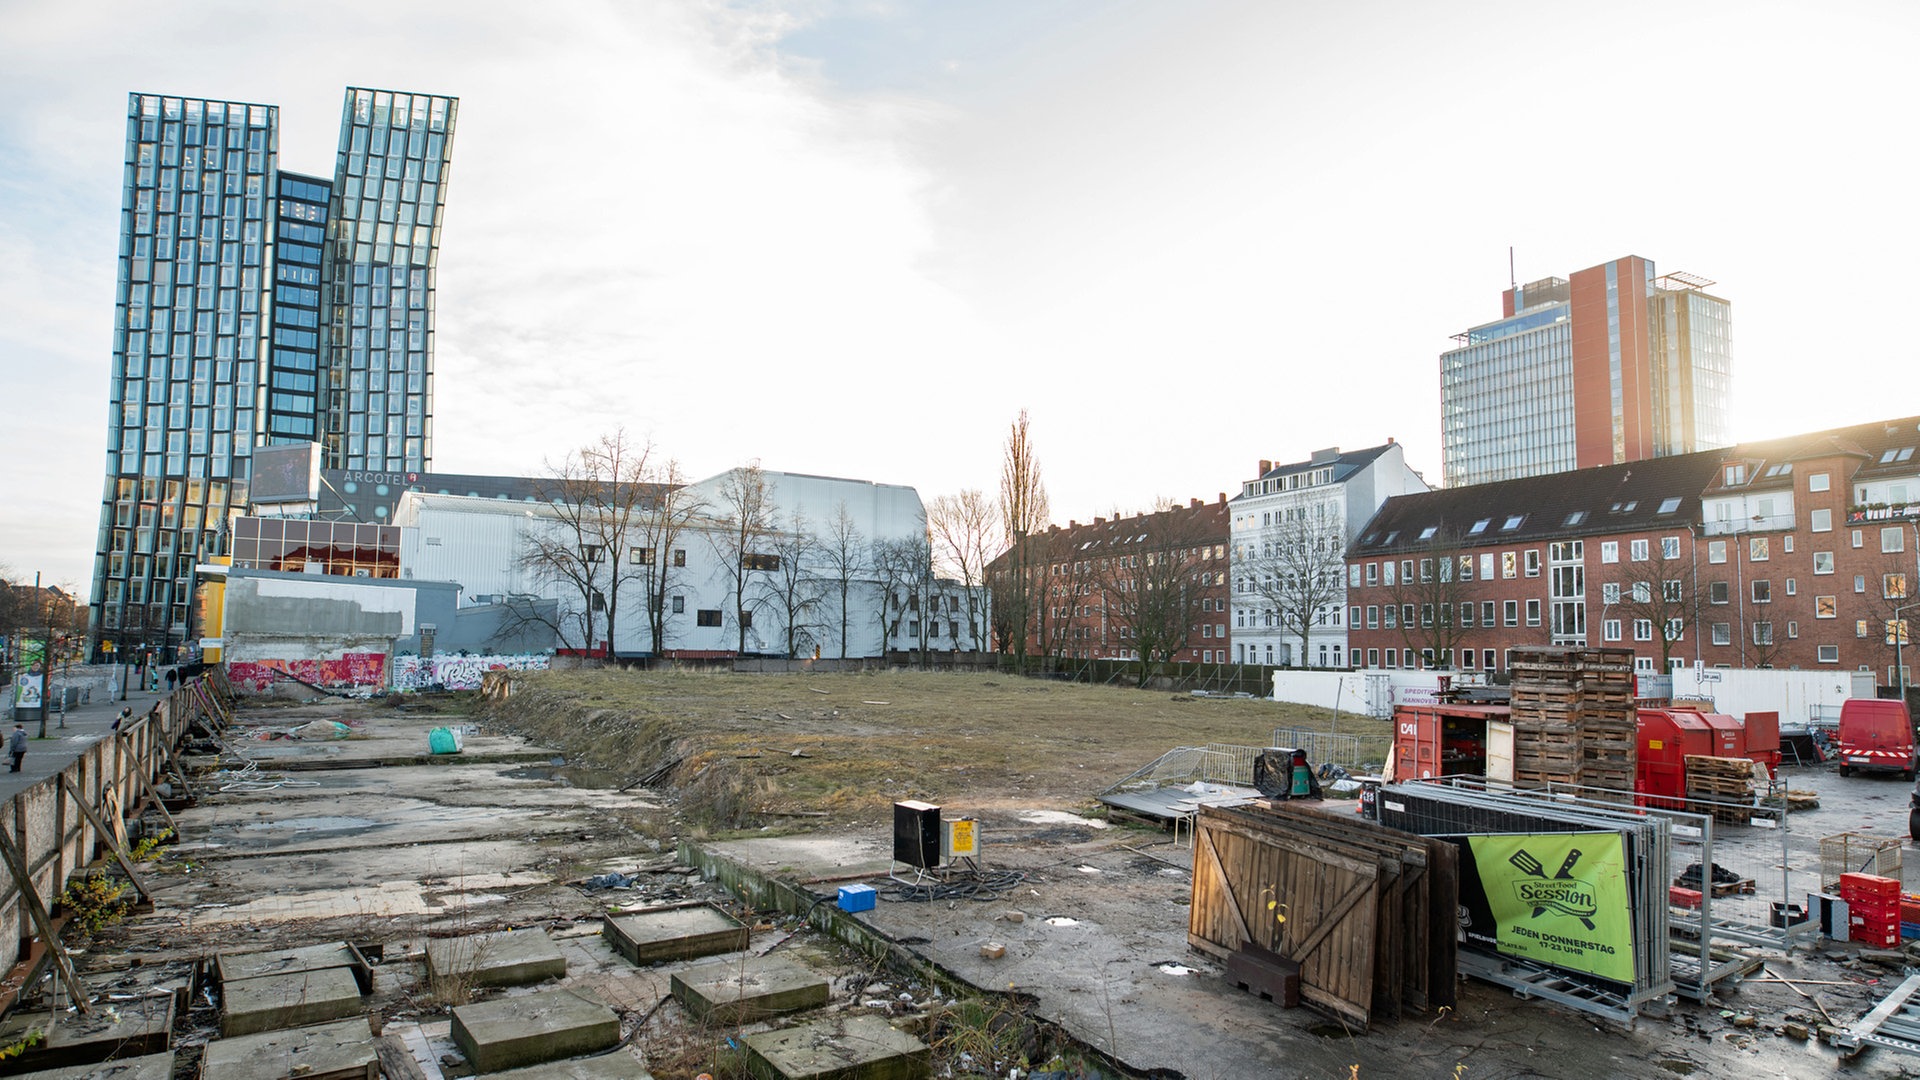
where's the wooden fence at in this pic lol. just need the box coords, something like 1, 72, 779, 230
0, 671, 231, 1013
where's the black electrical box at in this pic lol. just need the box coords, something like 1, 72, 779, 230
893, 800, 942, 868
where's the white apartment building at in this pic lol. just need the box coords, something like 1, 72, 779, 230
1229, 441, 1428, 667
394, 468, 986, 659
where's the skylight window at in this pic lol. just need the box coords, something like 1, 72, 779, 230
1382, 531, 1399, 545
1501, 515, 1524, 531
1419, 526, 1438, 540
1468, 518, 1491, 534
1564, 511, 1586, 526
1763, 463, 1792, 478
1658, 497, 1682, 514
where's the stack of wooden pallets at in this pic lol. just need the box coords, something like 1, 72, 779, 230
1508, 646, 1638, 803
1683, 754, 1760, 822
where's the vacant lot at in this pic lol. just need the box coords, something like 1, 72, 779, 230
488, 669, 1389, 825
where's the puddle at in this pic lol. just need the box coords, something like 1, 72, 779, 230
1158, 964, 1199, 976
1045, 917, 1079, 927
1020, 810, 1109, 830
502, 765, 626, 789
239, 816, 379, 833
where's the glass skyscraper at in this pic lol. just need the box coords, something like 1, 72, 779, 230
92, 88, 457, 659
1440, 256, 1731, 489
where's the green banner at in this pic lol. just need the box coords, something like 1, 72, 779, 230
1467, 832, 1634, 984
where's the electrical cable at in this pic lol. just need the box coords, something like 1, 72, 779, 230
877, 867, 1029, 903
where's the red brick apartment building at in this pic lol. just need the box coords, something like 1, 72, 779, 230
1346, 416, 1920, 686
994, 496, 1232, 665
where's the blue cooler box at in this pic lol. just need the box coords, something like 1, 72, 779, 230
837, 884, 876, 912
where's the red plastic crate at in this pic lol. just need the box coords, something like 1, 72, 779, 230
1669, 886, 1703, 909
1840, 873, 1901, 901
1850, 896, 1902, 916
1853, 925, 1902, 948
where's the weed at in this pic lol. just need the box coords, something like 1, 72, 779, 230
0, 1028, 45, 1063
131, 826, 175, 862
59, 872, 131, 936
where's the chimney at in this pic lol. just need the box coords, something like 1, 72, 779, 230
1189, 498, 1202, 509
1258, 459, 1272, 475
1094, 516, 1106, 526
1069, 520, 1078, 529
1218, 492, 1227, 505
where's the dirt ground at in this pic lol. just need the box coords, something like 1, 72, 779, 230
43, 671, 1920, 1080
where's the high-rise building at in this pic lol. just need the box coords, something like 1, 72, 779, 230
1440, 255, 1730, 488
91, 89, 457, 660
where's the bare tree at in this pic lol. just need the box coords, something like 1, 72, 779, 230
872, 533, 935, 666
755, 513, 825, 658
1041, 529, 1099, 664
928, 488, 997, 650
1241, 508, 1347, 667
1100, 503, 1209, 687
816, 502, 868, 660
633, 459, 704, 657
1382, 531, 1483, 668
521, 429, 658, 655
1598, 557, 1698, 670
997, 410, 1049, 672
707, 462, 777, 655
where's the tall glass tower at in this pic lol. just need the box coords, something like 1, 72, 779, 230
92, 88, 457, 660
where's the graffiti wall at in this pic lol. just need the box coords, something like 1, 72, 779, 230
392, 653, 550, 691
228, 653, 388, 693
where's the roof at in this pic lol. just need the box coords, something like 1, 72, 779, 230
1351, 451, 1720, 557
1232, 442, 1400, 504
1704, 415, 1920, 495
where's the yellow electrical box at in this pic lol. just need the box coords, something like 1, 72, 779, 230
944, 817, 978, 860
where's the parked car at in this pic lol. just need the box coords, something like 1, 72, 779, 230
1836, 698, 1916, 779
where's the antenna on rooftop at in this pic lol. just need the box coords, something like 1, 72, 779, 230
1508, 246, 1516, 292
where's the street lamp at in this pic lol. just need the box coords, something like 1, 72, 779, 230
1893, 599, 1919, 705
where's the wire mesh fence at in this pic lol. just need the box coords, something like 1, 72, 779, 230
1270, 727, 1361, 767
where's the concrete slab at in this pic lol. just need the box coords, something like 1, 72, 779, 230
200, 1017, 377, 1080
426, 927, 567, 993
489, 1053, 655, 1079
0, 994, 172, 1073
742, 1013, 930, 1080
221, 964, 365, 1037
602, 903, 748, 966
671, 955, 831, 1023
217, 940, 371, 992
20, 1051, 176, 1080
450, 987, 621, 1073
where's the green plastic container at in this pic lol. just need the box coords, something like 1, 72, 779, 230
428, 727, 460, 755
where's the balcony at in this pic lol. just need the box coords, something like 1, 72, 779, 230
1701, 513, 1797, 537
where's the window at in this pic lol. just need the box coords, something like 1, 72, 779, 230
696, 609, 722, 626
1809, 472, 1830, 492
631, 547, 654, 565
1483, 649, 1496, 672
742, 553, 781, 571
1502, 515, 1524, 531
1365, 562, 1378, 586
1421, 603, 1434, 626
1818, 644, 1839, 663
1350, 605, 1362, 626
1460, 602, 1475, 627
1403, 604, 1416, 626
1630, 539, 1649, 561
1786, 578, 1797, 596
1402, 559, 1414, 583
1665, 618, 1684, 641
1708, 540, 1727, 564
1814, 551, 1834, 575
1752, 580, 1771, 603
1420, 558, 1433, 583
581, 544, 604, 563
673, 548, 687, 567
671, 595, 684, 614
1502, 552, 1516, 578
1885, 527, 1907, 553
1811, 509, 1832, 532
1600, 541, 1619, 564
1601, 582, 1621, 604
1889, 573, 1911, 600
1349, 565, 1362, 587
1708, 580, 1729, 605
1480, 553, 1494, 580
1816, 595, 1837, 618
1783, 535, 1794, 553
1788, 620, 1799, 639
1459, 555, 1474, 581
1711, 622, 1731, 646
1525, 599, 1541, 626
1662, 537, 1680, 559
1856, 574, 1868, 593
1382, 561, 1396, 587
1383, 605, 1397, 629
1749, 537, 1769, 561
1858, 619, 1871, 638
1753, 621, 1774, 646
1366, 605, 1378, 629
1725, 464, 1747, 485
1634, 619, 1653, 642
1503, 600, 1518, 626
1524, 549, 1540, 577
1367, 649, 1379, 667
1481, 600, 1496, 626
1663, 580, 1683, 602
591, 589, 606, 611
1603, 618, 1622, 642
1658, 497, 1683, 514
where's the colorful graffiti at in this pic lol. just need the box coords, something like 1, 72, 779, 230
392, 653, 549, 691
228, 653, 388, 693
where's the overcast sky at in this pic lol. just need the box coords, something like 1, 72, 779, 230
3, 0, 1916, 592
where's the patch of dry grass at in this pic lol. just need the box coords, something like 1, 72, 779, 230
487, 669, 1390, 822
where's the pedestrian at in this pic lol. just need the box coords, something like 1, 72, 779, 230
165, 668, 177, 692
8, 724, 26, 773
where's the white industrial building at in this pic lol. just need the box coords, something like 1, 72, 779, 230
394, 468, 987, 660
1229, 442, 1428, 668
